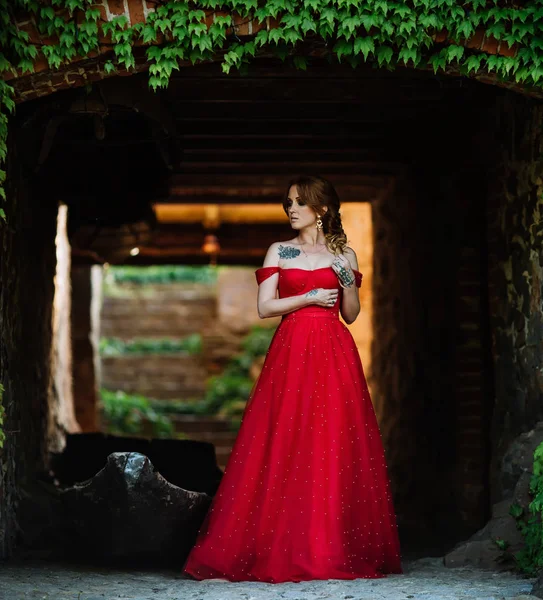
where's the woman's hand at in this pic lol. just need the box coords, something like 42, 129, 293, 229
331, 254, 356, 288
305, 287, 339, 307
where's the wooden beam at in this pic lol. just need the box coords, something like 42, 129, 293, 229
154, 203, 288, 224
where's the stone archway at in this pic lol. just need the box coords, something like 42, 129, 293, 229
1, 2, 543, 568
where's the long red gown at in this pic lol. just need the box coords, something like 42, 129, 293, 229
182, 266, 402, 583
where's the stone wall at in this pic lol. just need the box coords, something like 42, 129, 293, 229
0, 127, 58, 559
485, 94, 543, 503
48, 203, 80, 451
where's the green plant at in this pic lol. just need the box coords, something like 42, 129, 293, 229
510, 441, 543, 576
99, 333, 202, 356
199, 324, 276, 417
100, 389, 174, 437
106, 265, 219, 285
4, 2, 543, 221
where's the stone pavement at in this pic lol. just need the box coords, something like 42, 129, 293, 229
0, 557, 536, 600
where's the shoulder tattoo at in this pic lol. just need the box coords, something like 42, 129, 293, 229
278, 244, 301, 260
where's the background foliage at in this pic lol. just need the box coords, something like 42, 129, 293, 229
100, 323, 276, 435
104, 265, 219, 285
510, 441, 543, 575
99, 333, 203, 355
3, 1, 543, 219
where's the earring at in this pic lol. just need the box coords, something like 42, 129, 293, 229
316, 217, 323, 230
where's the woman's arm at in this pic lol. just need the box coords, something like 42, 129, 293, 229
257, 242, 339, 319
335, 247, 361, 325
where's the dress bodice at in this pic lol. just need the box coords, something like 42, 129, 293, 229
255, 266, 362, 320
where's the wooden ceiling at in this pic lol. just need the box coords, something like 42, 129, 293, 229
38, 58, 493, 266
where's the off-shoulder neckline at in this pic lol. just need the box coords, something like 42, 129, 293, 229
256, 266, 360, 274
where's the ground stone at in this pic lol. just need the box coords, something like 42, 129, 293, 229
0, 556, 536, 600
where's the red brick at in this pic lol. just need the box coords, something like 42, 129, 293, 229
18, 22, 42, 45
482, 35, 499, 55
465, 29, 485, 50
252, 19, 266, 34
128, 0, 146, 25
107, 0, 126, 17
267, 16, 281, 30
233, 15, 251, 36
33, 56, 50, 75
433, 29, 448, 43
205, 10, 215, 28
498, 41, 518, 58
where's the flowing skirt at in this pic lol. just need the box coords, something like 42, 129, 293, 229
182, 311, 402, 583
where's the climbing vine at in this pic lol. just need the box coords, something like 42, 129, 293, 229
510, 441, 543, 576
3, 1, 543, 220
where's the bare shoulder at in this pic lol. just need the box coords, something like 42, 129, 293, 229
342, 246, 359, 270
261, 241, 282, 267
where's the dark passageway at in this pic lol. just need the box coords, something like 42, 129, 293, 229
3, 60, 506, 561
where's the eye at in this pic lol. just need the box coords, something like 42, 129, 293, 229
297, 200, 306, 206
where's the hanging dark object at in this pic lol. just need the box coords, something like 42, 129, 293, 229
68, 200, 157, 265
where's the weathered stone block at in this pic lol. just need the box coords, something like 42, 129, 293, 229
57, 452, 211, 564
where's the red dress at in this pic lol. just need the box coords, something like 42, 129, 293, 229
182, 266, 402, 583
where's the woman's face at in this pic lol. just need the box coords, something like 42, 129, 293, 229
286, 185, 319, 230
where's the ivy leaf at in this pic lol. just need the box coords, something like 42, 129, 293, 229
446, 45, 464, 62
301, 15, 316, 34
254, 29, 268, 46
466, 54, 483, 73
18, 58, 34, 73
398, 46, 418, 66
375, 1, 390, 16
354, 37, 375, 60
376, 45, 393, 66
283, 28, 301, 45
141, 24, 157, 44
429, 53, 447, 73
269, 29, 284, 45
40, 6, 55, 20
85, 8, 101, 21
320, 7, 337, 26
293, 55, 307, 70
333, 39, 352, 62
104, 60, 116, 75
342, 16, 362, 38
361, 14, 379, 32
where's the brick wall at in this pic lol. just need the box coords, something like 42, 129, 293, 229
100, 268, 273, 402
6, 1, 525, 104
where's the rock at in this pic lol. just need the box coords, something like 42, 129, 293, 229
57, 452, 211, 565
532, 574, 543, 599
49, 431, 223, 496
499, 422, 543, 499
445, 423, 543, 570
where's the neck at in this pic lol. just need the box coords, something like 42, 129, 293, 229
296, 228, 326, 247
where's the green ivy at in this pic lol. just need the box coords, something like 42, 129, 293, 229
3, 0, 543, 220
510, 440, 543, 576
106, 265, 219, 285
99, 333, 203, 356
100, 388, 176, 437
201, 324, 276, 424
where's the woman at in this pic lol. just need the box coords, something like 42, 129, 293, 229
182, 175, 402, 583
